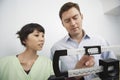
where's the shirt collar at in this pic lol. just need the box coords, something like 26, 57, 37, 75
64, 30, 90, 42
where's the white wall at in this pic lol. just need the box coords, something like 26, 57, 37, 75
0, 0, 120, 58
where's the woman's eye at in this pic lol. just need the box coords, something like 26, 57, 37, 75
35, 35, 39, 37
42, 34, 44, 37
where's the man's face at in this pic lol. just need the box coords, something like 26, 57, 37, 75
61, 7, 83, 37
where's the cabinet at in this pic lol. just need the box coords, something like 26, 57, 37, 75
100, 0, 120, 16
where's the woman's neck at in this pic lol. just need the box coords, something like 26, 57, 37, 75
18, 49, 38, 61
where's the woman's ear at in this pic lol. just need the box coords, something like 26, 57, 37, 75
22, 40, 26, 44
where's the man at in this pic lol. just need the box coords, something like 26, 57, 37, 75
50, 2, 116, 80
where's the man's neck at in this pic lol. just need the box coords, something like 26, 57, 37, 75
70, 30, 84, 43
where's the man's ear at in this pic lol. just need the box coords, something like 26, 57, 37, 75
61, 21, 65, 28
81, 13, 83, 20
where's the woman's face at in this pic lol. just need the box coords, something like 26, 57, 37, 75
23, 30, 45, 51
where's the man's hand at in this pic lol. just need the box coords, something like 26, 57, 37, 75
75, 55, 95, 69
72, 55, 95, 80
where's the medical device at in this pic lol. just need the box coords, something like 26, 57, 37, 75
48, 45, 120, 80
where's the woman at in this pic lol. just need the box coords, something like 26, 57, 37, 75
0, 23, 54, 80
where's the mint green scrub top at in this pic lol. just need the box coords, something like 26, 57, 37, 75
0, 55, 54, 80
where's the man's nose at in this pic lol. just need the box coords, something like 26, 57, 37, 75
70, 19, 76, 26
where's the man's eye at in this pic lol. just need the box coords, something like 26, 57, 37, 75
73, 16, 78, 20
65, 19, 70, 23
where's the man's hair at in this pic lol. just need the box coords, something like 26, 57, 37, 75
16, 23, 45, 46
59, 2, 81, 20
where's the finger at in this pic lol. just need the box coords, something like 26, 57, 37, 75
85, 59, 95, 67
85, 61, 89, 66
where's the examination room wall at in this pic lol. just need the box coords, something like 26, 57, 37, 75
0, 0, 120, 58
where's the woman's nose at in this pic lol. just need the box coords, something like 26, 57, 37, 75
39, 36, 44, 41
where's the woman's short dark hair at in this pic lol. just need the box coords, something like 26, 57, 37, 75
59, 2, 81, 20
16, 23, 45, 46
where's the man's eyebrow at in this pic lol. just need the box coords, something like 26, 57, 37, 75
64, 14, 79, 20
73, 14, 79, 17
